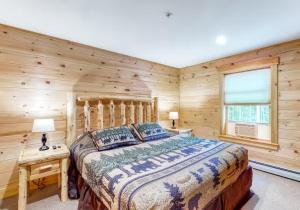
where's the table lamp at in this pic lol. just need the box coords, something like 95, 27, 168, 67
32, 119, 55, 151
169, 112, 179, 129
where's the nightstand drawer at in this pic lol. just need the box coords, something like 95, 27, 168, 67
30, 160, 60, 180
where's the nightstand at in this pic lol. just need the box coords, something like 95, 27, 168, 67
18, 144, 70, 210
165, 127, 193, 137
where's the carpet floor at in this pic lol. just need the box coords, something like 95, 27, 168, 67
0, 169, 299, 210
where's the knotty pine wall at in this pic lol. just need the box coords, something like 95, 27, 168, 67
0, 24, 179, 199
180, 39, 300, 171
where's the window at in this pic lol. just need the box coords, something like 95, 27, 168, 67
219, 58, 279, 150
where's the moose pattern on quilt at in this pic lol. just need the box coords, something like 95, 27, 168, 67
72, 135, 248, 210
90, 126, 139, 151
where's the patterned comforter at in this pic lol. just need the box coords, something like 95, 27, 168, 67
70, 134, 248, 210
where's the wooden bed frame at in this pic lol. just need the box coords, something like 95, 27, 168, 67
66, 93, 159, 146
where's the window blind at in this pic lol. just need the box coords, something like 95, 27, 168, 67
224, 68, 271, 104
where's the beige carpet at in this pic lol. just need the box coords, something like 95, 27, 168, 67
1, 169, 299, 210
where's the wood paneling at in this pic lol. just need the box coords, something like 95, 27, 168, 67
2, 21, 300, 199
180, 39, 300, 171
0, 24, 179, 198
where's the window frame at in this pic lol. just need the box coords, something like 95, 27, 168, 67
218, 57, 279, 150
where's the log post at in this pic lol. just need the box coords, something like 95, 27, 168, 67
130, 101, 135, 124
84, 100, 91, 132
143, 103, 147, 123
97, 100, 104, 129
147, 102, 151, 122
60, 158, 68, 202
18, 166, 27, 210
66, 92, 76, 146
109, 100, 115, 127
120, 101, 126, 125
138, 102, 143, 123
153, 97, 159, 122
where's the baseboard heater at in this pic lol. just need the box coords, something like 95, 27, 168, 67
249, 160, 300, 182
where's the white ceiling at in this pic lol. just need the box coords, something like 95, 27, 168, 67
0, 0, 300, 68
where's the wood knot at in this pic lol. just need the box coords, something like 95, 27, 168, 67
45, 81, 51, 84
101, 61, 105, 65
134, 74, 138, 77
37, 61, 42, 65
69, 47, 73, 50
60, 64, 66, 68
21, 82, 26, 86
202, 66, 208, 69
57, 53, 62, 56
124, 89, 130, 92
3, 31, 7, 34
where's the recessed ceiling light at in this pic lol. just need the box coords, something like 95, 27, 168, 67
216, 35, 227, 45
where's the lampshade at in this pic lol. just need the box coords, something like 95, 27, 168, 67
169, 112, 179, 120
32, 119, 55, 133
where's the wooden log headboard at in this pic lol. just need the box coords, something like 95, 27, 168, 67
66, 93, 159, 146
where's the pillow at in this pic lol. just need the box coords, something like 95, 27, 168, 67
132, 122, 170, 141
90, 126, 139, 151
69, 132, 96, 157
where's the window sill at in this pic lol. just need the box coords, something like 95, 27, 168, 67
219, 135, 279, 151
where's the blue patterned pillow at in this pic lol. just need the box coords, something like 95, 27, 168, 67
91, 126, 138, 151
133, 123, 170, 141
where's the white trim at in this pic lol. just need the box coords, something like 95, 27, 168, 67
250, 160, 300, 182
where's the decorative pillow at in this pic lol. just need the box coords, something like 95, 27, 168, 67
90, 126, 139, 151
133, 123, 170, 141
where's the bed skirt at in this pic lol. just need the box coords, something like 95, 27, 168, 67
68, 164, 253, 210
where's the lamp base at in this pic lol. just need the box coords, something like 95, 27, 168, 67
171, 120, 176, 129
39, 145, 49, 151
40, 133, 49, 151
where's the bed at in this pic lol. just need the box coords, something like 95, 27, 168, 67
66, 96, 252, 210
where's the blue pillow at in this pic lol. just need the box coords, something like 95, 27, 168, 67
133, 123, 170, 141
91, 126, 138, 151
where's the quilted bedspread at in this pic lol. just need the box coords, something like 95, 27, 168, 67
70, 135, 248, 210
